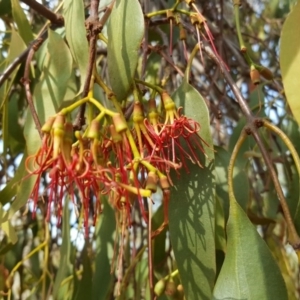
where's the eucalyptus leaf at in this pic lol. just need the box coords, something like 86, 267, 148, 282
53, 200, 73, 298
213, 200, 288, 300
0, 29, 26, 110
0, 155, 26, 208
36, 29, 73, 114
280, 0, 300, 125
7, 93, 25, 154
63, 0, 89, 91
92, 200, 115, 300
0, 0, 11, 16
72, 243, 93, 300
11, 0, 33, 44
1, 220, 17, 244
107, 0, 144, 101
169, 79, 215, 300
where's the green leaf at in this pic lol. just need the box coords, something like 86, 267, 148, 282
92, 200, 115, 300
0, 155, 26, 208
152, 204, 167, 268
1, 220, 17, 244
0, 29, 26, 110
7, 172, 36, 223
213, 200, 288, 300
107, 0, 144, 101
37, 29, 73, 114
215, 196, 226, 252
53, 200, 73, 298
7, 93, 25, 154
215, 146, 249, 218
280, 0, 300, 126
63, 0, 89, 91
72, 243, 93, 300
11, 0, 33, 44
23, 29, 71, 140
169, 79, 215, 300
0, 0, 11, 16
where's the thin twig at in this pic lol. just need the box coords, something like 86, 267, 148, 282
0, 30, 49, 88
73, 0, 100, 130
148, 45, 184, 77
74, 0, 116, 130
21, 0, 64, 25
21, 38, 45, 138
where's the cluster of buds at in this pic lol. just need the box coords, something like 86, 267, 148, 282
26, 90, 207, 236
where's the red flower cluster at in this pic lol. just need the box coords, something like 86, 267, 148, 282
26, 91, 206, 236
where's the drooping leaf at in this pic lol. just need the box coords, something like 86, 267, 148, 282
7, 93, 25, 154
0, 0, 11, 16
0, 28, 26, 110
11, 0, 33, 44
215, 196, 226, 253
213, 199, 288, 300
107, 0, 144, 101
0, 155, 26, 208
6, 152, 37, 221
281, 116, 300, 233
63, 0, 89, 91
35, 29, 73, 115
1, 220, 17, 244
72, 242, 93, 300
53, 200, 73, 298
280, 0, 300, 125
169, 79, 215, 300
92, 200, 115, 300
152, 203, 167, 268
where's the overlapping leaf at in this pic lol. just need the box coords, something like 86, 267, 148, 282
11, 0, 33, 44
63, 0, 89, 91
53, 200, 73, 299
107, 0, 144, 101
169, 78, 215, 300
92, 200, 115, 300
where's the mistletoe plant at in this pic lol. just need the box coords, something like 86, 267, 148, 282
1, 0, 300, 299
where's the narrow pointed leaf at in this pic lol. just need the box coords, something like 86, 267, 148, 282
53, 201, 73, 298
1, 220, 18, 244
11, 0, 33, 44
63, 0, 89, 91
280, 1, 300, 125
0, 29, 26, 110
73, 243, 93, 300
92, 200, 115, 300
42, 29, 73, 111
169, 79, 215, 300
213, 199, 288, 300
107, 0, 144, 101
